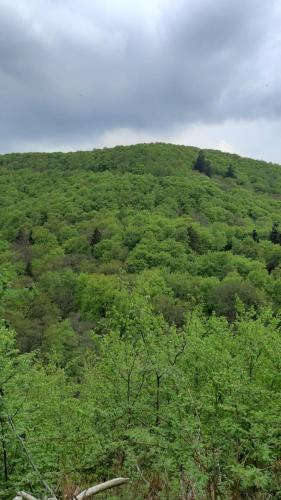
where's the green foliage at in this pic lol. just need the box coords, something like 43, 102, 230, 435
2, 311, 281, 498
1, 143, 281, 497
205, 276, 265, 321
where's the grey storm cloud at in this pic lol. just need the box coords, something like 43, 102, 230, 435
0, 0, 280, 151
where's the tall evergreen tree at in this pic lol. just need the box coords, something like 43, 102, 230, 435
225, 164, 236, 178
270, 223, 280, 244
187, 226, 200, 252
192, 151, 212, 176
224, 239, 233, 251
252, 229, 259, 242
90, 228, 102, 247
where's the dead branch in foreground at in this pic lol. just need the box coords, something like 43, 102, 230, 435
14, 477, 129, 500
77, 478, 129, 499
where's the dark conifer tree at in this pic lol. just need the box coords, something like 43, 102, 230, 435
28, 230, 35, 245
252, 229, 259, 243
15, 227, 29, 245
270, 223, 280, 244
225, 164, 236, 178
266, 257, 279, 274
224, 240, 233, 251
204, 161, 212, 177
90, 228, 102, 248
187, 226, 200, 252
25, 260, 33, 277
193, 151, 212, 176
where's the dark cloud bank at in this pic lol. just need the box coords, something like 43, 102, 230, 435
0, 0, 280, 155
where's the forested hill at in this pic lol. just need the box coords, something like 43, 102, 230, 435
1, 143, 281, 498
1, 142, 281, 344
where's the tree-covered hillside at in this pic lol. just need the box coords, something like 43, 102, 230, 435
1, 143, 281, 498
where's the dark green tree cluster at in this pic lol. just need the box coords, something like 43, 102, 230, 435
192, 150, 212, 176
270, 222, 281, 244
225, 164, 236, 178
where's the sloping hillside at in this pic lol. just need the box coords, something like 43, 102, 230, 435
1, 143, 281, 498
1, 143, 281, 345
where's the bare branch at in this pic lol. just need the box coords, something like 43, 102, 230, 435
77, 477, 129, 499
0, 394, 57, 499
14, 492, 39, 500
135, 463, 149, 486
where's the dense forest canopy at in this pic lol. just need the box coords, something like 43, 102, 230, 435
1, 143, 281, 498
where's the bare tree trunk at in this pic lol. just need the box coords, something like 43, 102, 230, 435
155, 372, 162, 427
13, 493, 39, 500
14, 477, 129, 500
77, 477, 129, 499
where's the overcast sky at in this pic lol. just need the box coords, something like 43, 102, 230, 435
1, 0, 281, 162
